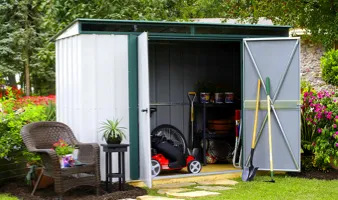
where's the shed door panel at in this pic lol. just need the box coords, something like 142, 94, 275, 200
243, 38, 301, 171
138, 32, 152, 187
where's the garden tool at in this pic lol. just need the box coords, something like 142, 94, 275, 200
188, 92, 199, 158
242, 79, 261, 182
265, 77, 275, 183
233, 110, 242, 168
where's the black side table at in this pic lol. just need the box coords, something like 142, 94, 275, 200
101, 144, 129, 192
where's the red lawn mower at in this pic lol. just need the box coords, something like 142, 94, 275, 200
150, 110, 202, 177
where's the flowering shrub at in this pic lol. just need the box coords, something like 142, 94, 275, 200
302, 88, 338, 170
53, 139, 75, 156
0, 88, 56, 163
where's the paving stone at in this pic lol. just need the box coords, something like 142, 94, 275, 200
137, 195, 184, 200
197, 179, 238, 186
153, 182, 196, 189
119, 199, 136, 200
167, 191, 220, 198
195, 185, 234, 191
157, 188, 192, 195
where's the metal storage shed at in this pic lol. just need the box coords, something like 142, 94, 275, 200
53, 18, 301, 188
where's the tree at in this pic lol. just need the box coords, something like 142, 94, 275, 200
212, 0, 338, 49
0, 0, 46, 96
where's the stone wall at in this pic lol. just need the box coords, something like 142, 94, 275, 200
300, 38, 336, 92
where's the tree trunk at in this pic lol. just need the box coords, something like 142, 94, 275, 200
25, 57, 30, 96
7, 74, 17, 87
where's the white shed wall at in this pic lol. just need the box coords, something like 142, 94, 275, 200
56, 34, 130, 181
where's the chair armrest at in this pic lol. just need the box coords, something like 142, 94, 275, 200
76, 143, 100, 164
31, 149, 61, 173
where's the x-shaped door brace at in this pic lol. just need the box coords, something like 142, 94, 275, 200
244, 39, 300, 170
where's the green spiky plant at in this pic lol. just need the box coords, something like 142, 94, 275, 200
99, 119, 126, 144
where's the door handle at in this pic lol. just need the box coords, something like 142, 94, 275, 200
141, 108, 148, 113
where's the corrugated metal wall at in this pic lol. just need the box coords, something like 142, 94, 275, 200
56, 34, 130, 181
149, 40, 241, 141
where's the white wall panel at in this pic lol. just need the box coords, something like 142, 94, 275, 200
55, 34, 130, 181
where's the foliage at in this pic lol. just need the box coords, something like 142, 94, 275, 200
320, 49, 338, 86
216, 0, 338, 49
99, 119, 126, 141
301, 89, 338, 170
52, 138, 75, 156
300, 83, 317, 153
45, 100, 56, 121
0, 88, 55, 162
0, 194, 18, 200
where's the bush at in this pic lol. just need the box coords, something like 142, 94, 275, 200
302, 89, 338, 170
0, 87, 56, 163
321, 49, 338, 86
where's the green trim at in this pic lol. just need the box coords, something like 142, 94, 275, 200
78, 31, 283, 40
128, 35, 139, 180
240, 40, 244, 168
243, 100, 301, 109
52, 18, 291, 42
76, 18, 291, 28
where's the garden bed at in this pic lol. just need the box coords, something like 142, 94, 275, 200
288, 169, 338, 180
0, 179, 147, 200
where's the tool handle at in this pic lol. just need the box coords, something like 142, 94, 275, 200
251, 79, 261, 149
266, 77, 270, 96
266, 77, 274, 178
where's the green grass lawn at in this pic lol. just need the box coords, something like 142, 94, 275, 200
0, 194, 18, 200
147, 175, 338, 200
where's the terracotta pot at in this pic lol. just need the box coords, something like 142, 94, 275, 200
26, 167, 54, 189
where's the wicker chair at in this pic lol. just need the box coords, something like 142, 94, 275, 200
21, 121, 100, 199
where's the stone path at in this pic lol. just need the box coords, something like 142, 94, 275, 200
137, 179, 238, 199
197, 179, 238, 186
153, 182, 196, 189
195, 185, 234, 191
157, 188, 192, 195
137, 195, 184, 200
167, 191, 220, 198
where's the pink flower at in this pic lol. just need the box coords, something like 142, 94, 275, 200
335, 115, 338, 119
336, 143, 338, 148
327, 115, 332, 119
332, 91, 335, 95
334, 100, 337, 103
318, 128, 322, 133
304, 92, 308, 97
333, 124, 337, 129
312, 142, 316, 146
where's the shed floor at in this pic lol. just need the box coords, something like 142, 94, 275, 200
158, 164, 238, 176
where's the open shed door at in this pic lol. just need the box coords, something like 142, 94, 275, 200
243, 38, 301, 171
138, 32, 152, 187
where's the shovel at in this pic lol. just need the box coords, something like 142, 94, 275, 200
188, 92, 199, 158
242, 79, 261, 182
265, 77, 275, 183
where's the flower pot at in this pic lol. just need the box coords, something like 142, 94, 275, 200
200, 92, 210, 104
25, 166, 54, 189
32, 168, 54, 189
59, 154, 74, 168
105, 136, 122, 144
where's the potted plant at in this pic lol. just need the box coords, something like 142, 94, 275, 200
53, 138, 75, 168
99, 119, 126, 144
25, 152, 54, 189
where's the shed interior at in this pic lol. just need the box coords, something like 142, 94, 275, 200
149, 40, 242, 174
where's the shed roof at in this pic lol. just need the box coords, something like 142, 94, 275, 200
52, 18, 291, 41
